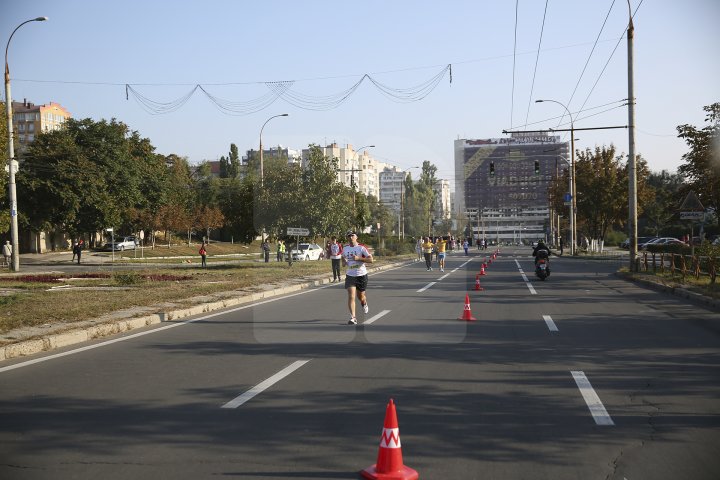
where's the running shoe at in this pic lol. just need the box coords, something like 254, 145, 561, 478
362, 303, 369, 314
348, 316, 357, 325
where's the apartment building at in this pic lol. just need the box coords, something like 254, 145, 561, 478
12, 99, 71, 151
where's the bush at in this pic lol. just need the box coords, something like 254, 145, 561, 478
113, 272, 143, 285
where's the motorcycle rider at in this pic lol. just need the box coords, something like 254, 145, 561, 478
532, 240, 553, 274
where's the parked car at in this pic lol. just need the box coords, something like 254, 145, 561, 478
103, 236, 137, 251
290, 243, 324, 261
620, 236, 655, 249
639, 237, 685, 250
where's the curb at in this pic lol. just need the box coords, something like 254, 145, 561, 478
615, 272, 720, 312
0, 260, 408, 362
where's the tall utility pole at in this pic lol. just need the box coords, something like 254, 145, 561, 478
5, 16, 48, 272
627, 0, 638, 272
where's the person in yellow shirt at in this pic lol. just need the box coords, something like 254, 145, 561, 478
421, 237, 435, 271
435, 236, 448, 272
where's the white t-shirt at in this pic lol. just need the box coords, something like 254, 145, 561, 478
330, 242, 343, 260
343, 243, 371, 277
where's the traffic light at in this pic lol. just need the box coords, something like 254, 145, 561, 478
489, 161, 495, 176
534, 160, 540, 174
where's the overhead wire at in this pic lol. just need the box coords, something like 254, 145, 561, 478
510, 0, 519, 128
524, 0, 549, 128
558, 0, 617, 127
575, 0, 645, 120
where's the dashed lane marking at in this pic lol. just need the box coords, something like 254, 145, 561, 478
221, 360, 311, 409
363, 309, 391, 325
543, 314, 558, 332
571, 371, 615, 426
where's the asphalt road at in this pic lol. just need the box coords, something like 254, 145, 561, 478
1, 247, 718, 480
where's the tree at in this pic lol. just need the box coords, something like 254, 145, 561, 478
18, 118, 158, 239
574, 145, 653, 241
677, 102, 720, 214
643, 170, 683, 236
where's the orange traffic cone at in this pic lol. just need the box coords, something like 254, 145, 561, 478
458, 293, 477, 321
479, 264, 486, 276
361, 399, 419, 480
474, 274, 484, 291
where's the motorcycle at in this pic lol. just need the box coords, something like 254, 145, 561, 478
535, 258, 550, 280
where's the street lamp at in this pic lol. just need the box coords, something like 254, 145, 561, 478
535, 99, 576, 255
259, 113, 288, 187
5, 16, 48, 272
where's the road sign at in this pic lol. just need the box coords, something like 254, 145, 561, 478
287, 227, 309, 236
680, 211, 704, 220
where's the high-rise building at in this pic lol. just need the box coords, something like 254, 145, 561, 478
454, 133, 568, 243
12, 99, 71, 152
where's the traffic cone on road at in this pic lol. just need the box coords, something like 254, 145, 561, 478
474, 274, 484, 291
479, 264, 486, 276
361, 399, 419, 480
458, 293, 477, 321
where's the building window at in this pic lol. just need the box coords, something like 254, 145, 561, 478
28, 123, 34, 132
27, 134, 34, 142
18, 123, 24, 132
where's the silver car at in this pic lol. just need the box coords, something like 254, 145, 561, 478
103, 236, 137, 251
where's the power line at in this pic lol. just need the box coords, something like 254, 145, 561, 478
560, 0, 617, 127
524, 0, 549, 128
510, 0, 519, 128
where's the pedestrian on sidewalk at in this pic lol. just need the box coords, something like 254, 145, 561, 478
342, 231, 373, 325
463, 238, 469, 255
329, 236, 343, 282
2, 240, 11, 267
73, 240, 83, 264
262, 239, 270, 262
199, 242, 207, 267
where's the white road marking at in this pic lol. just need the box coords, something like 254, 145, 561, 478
571, 371, 615, 426
417, 282, 436, 293
363, 309, 391, 325
543, 314, 558, 332
222, 360, 311, 409
438, 273, 450, 280
515, 259, 537, 295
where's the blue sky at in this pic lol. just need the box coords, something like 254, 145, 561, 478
4, 0, 719, 184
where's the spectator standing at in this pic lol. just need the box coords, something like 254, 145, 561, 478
262, 240, 270, 262
421, 237, 435, 271
559, 237, 564, 255
342, 231, 373, 325
2, 240, 11, 267
276, 240, 285, 262
463, 238, 469, 255
73, 240, 83, 264
199, 242, 207, 267
329, 236, 343, 282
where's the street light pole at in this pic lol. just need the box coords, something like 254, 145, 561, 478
5, 16, 48, 272
259, 113, 288, 187
626, 0, 638, 272
536, 99, 576, 255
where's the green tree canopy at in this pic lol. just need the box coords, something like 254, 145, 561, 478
677, 102, 720, 213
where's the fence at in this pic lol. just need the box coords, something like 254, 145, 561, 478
640, 252, 719, 284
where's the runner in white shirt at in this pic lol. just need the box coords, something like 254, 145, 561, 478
342, 231, 373, 325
